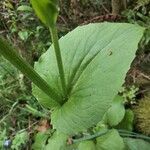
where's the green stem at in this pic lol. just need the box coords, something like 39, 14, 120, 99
72, 129, 150, 144
120, 133, 150, 141
49, 26, 66, 97
0, 37, 60, 106
118, 130, 150, 141
72, 129, 108, 144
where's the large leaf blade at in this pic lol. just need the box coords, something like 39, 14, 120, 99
33, 23, 144, 134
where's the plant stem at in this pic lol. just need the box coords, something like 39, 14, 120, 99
72, 129, 108, 144
49, 26, 66, 97
120, 133, 150, 141
118, 130, 150, 141
72, 129, 150, 144
0, 37, 60, 106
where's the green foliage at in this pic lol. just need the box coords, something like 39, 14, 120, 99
123, 2, 150, 51
0, 57, 24, 120
45, 132, 68, 150
33, 23, 144, 135
96, 129, 125, 150
117, 109, 134, 131
78, 141, 96, 150
106, 95, 125, 126
11, 131, 29, 150
0, 22, 144, 137
18, 30, 30, 41
30, 0, 59, 27
124, 138, 150, 150
0, 0, 50, 61
39, 128, 150, 150
0, 129, 7, 149
0, 1, 148, 149
25, 104, 49, 118
17, 5, 33, 12
0, 57, 49, 150
137, 0, 150, 6
0, 37, 60, 105
120, 86, 139, 104
32, 131, 50, 150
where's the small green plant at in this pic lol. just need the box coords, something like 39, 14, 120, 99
0, 0, 150, 149
120, 85, 139, 104
11, 131, 29, 150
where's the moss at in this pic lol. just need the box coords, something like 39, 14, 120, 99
133, 97, 150, 135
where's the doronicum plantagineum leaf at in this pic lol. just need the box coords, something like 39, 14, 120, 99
96, 129, 125, 150
32, 23, 144, 135
78, 141, 96, 150
45, 132, 68, 150
30, 0, 59, 27
124, 138, 150, 150
106, 95, 125, 127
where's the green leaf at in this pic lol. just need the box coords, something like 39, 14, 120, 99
33, 23, 144, 134
18, 31, 29, 41
78, 141, 96, 150
96, 129, 125, 150
32, 132, 49, 150
124, 138, 150, 150
45, 132, 68, 150
17, 5, 33, 12
30, 0, 59, 27
117, 109, 134, 131
106, 95, 125, 126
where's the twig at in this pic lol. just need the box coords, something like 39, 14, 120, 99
59, 15, 68, 26
101, 4, 110, 13
140, 72, 150, 81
